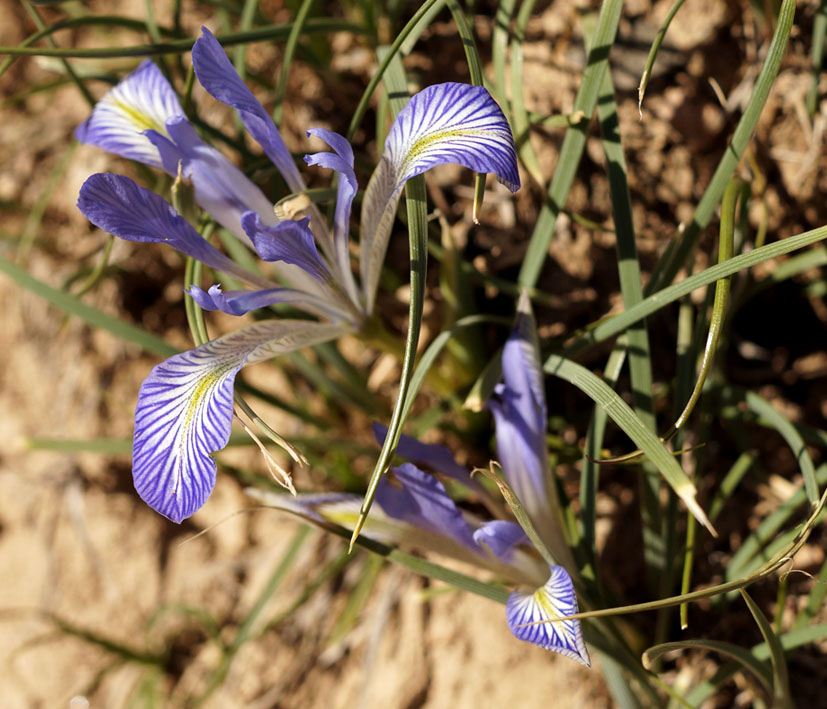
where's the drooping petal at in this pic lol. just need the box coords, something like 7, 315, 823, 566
191, 27, 304, 192
473, 520, 529, 562
242, 212, 330, 283
77, 172, 271, 289
75, 59, 183, 169
506, 565, 590, 666
360, 82, 520, 311
304, 128, 361, 305
146, 117, 278, 246
187, 284, 345, 319
133, 319, 350, 522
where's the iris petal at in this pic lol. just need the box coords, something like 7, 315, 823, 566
506, 565, 590, 666
188, 283, 349, 321
371, 422, 474, 488
75, 59, 183, 169
473, 520, 529, 561
133, 319, 350, 522
77, 173, 273, 289
375, 463, 479, 553
242, 212, 330, 283
304, 128, 361, 306
191, 27, 304, 193
248, 470, 491, 569
360, 82, 519, 311
489, 292, 572, 568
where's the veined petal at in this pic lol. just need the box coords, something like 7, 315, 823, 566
360, 82, 519, 311
191, 27, 304, 193
489, 293, 562, 552
188, 284, 345, 319
133, 319, 350, 522
304, 128, 360, 304
473, 520, 529, 562
249, 472, 546, 586
375, 463, 479, 553
75, 59, 183, 169
77, 173, 273, 290
248, 476, 488, 569
242, 212, 330, 283
506, 566, 590, 666
146, 117, 278, 247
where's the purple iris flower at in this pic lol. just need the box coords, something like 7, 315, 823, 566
75, 27, 519, 524
251, 295, 589, 665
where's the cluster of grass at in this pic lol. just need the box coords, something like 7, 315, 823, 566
2, 0, 826, 706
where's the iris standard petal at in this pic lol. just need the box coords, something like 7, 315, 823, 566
191, 27, 305, 193
505, 565, 590, 666
133, 319, 350, 522
242, 212, 330, 283
75, 59, 183, 169
490, 293, 549, 512
77, 173, 274, 289
473, 520, 530, 561
360, 82, 519, 312
304, 128, 361, 306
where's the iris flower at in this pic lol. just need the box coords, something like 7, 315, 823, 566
75, 28, 519, 524
251, 295, 590, 665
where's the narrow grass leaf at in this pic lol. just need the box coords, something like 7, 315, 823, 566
563, 224, 827, 356
647, 0, 795, 293
0, 19, 363, 58
518, 0, 623, 288
726, 465, 827, 581
543, 354, 715, 536
642, 639, 773, 693
722, 386, 820, 505
0, 255, 178, 357
637, 0, 687, 112
509, 0, 543, 186
740, 589, 794, 709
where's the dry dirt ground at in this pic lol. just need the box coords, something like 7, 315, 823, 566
1, 0, 825, 707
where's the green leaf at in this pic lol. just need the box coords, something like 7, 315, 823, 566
646, 0, 796, 292
543, 354, 715, 535
563, 223, 827, 356
0, 254, 177, 357
517, 0, 623, 288
740, 589, 794, 709
643, 638, 773, 694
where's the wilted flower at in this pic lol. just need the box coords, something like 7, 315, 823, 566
76, 27, 519, 523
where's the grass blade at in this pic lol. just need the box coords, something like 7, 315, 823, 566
543, 354, 715, 536
517, 0, 623, 289
646, 0, 796, 293
740, 589, 793, 709
562, 223, 827, 356
351, 52, 426, 548
0, 254, 178, 357
643, 638, 773, 694
637, 0, 687, 112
